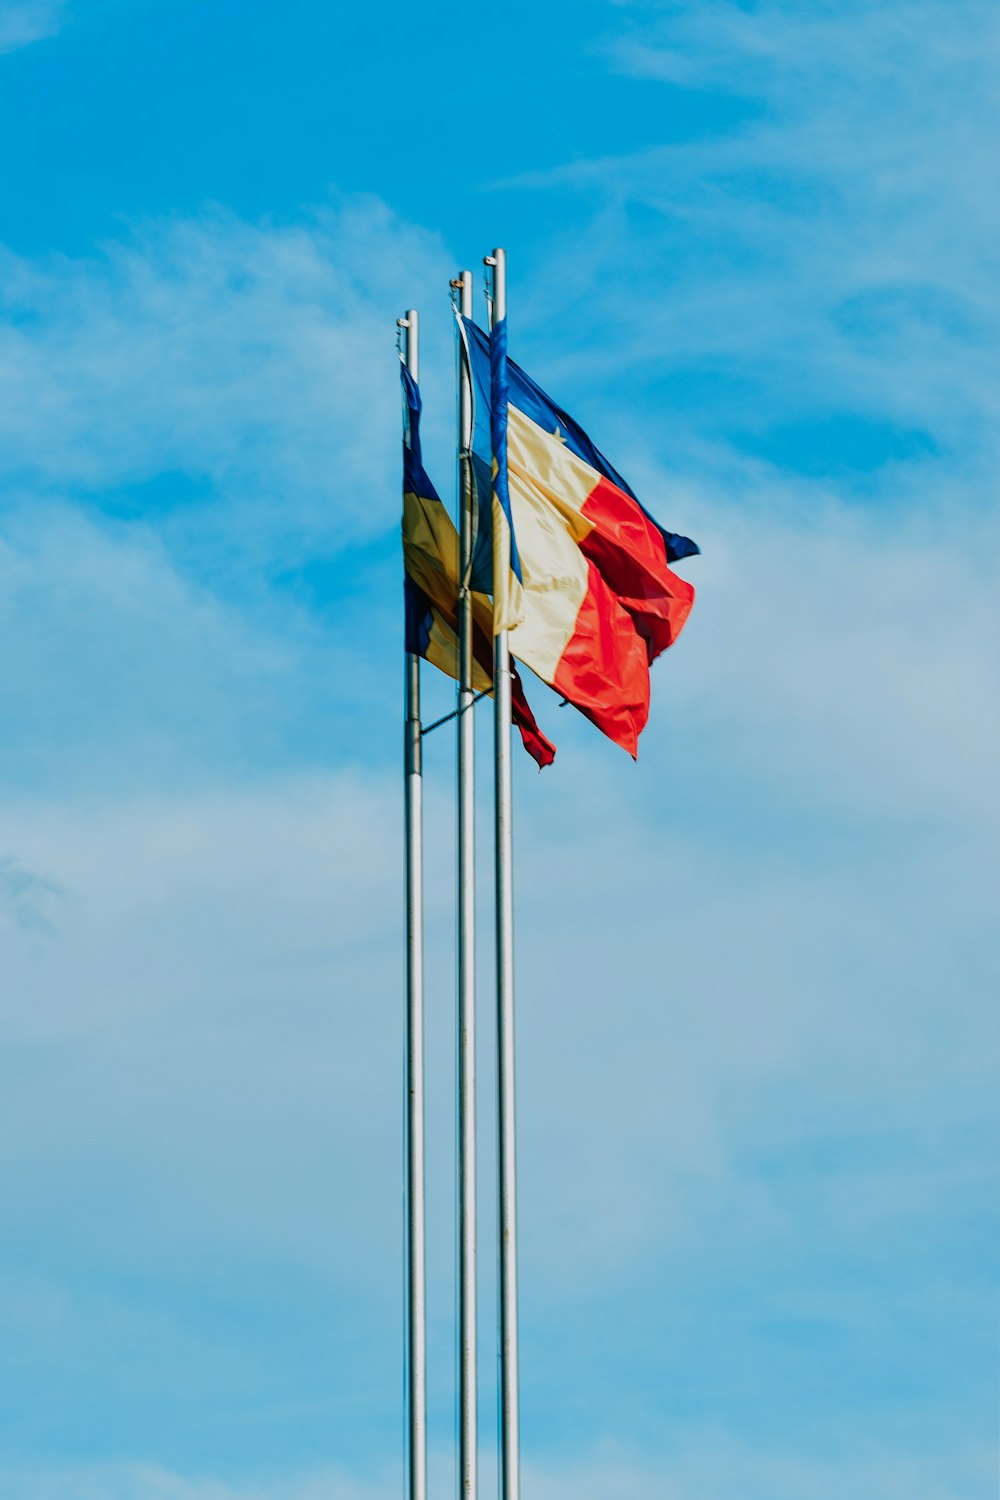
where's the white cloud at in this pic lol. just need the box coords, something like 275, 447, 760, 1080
503, 0, 1000, 476
0, 382, 995, 1287
0, 131, 991, 1491
0, 774, 412, 1276
0, 853, 65, 931
1, 477, 995, 1297
0, 1461, 392, 1500
0, 503, 307, 793
0, 0, 66, 54
3, 1439, 995, 1500
654, 472, 1000, 830
507, 464, 998, 1274
0, 198, 467, 800
0, 173, 990, 1500
0, 198, 453, 573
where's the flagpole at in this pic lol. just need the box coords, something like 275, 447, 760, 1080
487, 247, 521, 1500
401, 309, 427, 1500
455, 268, 478, 1500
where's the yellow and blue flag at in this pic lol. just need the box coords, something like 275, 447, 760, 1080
400, 362, 555, 768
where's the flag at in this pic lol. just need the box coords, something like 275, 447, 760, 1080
458, 316, 698, 757
400, 361, 556, 769
487, 312, 522, 634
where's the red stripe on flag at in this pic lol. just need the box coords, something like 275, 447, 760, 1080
553, 559, 649, 757
580, 476, 696, 663
510, 665, 557, 768
471, 612, 556, 768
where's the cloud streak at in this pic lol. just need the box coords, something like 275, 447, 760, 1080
0, 198, 452, 577
500, 0, 999, 495
0, 471, 994, 1469
0, 0, 66, 54
4, 1437, 995, 1500
0, 5, 995, 1486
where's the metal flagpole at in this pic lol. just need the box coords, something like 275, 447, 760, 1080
486, 247, 521, 1500
454, 268, 478, 1500
400, 309, 427, 1500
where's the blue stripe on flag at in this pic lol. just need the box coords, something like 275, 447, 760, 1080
461, 317, 699, 565
401, 360, 442, 505
489, 315, 522, 586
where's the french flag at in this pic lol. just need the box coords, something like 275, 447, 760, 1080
460, 317, 698, 757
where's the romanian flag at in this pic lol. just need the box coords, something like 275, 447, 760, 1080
400, 362, 555, 769
459, 316, 698, 757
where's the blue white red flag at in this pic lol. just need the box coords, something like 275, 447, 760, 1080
458, 318, 698, 756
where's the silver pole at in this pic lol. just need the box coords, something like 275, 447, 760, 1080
487, 248, 521, 1500
401, 309, 427, 1500
455, 269, 478, 1500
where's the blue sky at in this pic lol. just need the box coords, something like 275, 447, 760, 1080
0, 1, 997, 1497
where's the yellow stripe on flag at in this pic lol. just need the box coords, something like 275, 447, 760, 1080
404, 487, 493, 694
492, 462, 524, 635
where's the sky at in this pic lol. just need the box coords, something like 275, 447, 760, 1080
0, 0, 997, 1496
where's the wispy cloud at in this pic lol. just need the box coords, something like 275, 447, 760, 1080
0, 198, 451, 576
4, 1439, 995, 1500
0, 774, 412, 1271
0, 854, 64, 932
0, 0, 66, 54
0, 199, 457, 795
0, 18, 995, 1476
0, 183, 994, 1475
2, 483, 995, 1276
0, 1461, 393, 1500
0, 505, 295, 793
501, 0, 999, 490
0, 480, 994, 1467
